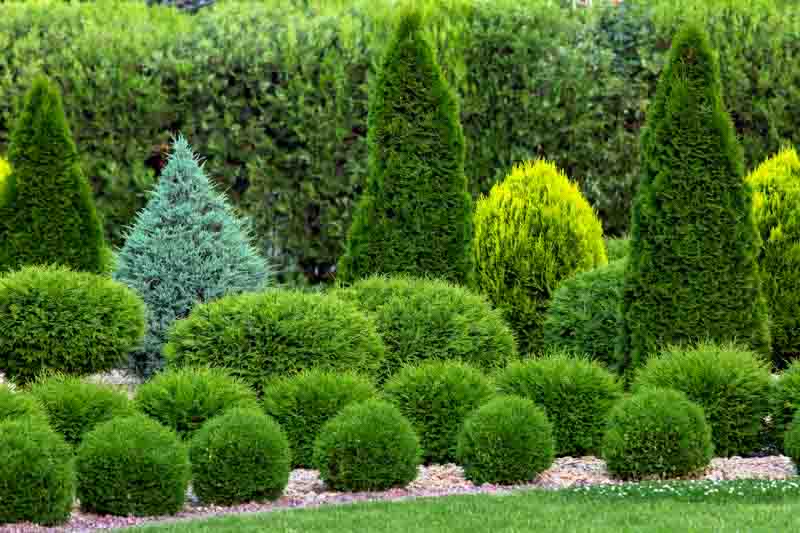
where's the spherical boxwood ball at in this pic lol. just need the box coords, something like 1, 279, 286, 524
0, 384, 48, 424
135, 366, 260, 439
383, 360, 494, 464
76, 415, 190, 517
313, 399, 421, 491
0, 418, 75, 526
456, 395, 554, 485
495, 352, 622, 457
0, 265, 145, 384
190, 408, 291, 505
783, 412, 800, 466
262, 369, 377, 468
772, 359, 800, 447
602, 387, 713, 480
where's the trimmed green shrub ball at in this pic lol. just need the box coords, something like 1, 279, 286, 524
0, 418, 75, 526
262, 369, 377, 468
605, 237, 629, 261
164, 290, 385, 394
455, 395, 555, 485
632, 343, 772, 457
383, 360, 494, 464
0, 384, 48, 424
135, 366, 259, 439
783, 412, 800, 466
76, 415, 190, 517
189, 408, 291, 505
313, 399, 421, 491
0, 265, 146, 384
771, 360, 800, 445
602, 387, 713, 480
29, 374, 135, 446
495, 352, 622, 457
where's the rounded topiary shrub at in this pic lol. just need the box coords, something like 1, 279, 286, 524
602, 387, 713, 480
76, 415, 190, 517
0, 384, 48, 424
135, 366, 260, 439
0, 265, 146, 384
773, 360, 800, 446
164, 290, 385, 395
0, 418, 75, 526
605, 237, 629, 262
29, 374, 135, 446
632, 342, 772, 457
334, 275, 516, 380
382, 360, 494, 464
455, 395, 555, 485
189, 408, 291, 505
783, 412, 800, 466
472, 159, 607, 353
313, 399, 421, 491
495, 352, 623, 457
262, 369, 377, 468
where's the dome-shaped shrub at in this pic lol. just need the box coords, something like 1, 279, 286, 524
313, 399, 421, 491
605, 237, 629, 262
632, 342, 772, 457
542, 260, 625, 368
773, 361, 800, 447
0, 384, 48, 424
455, 395, 554, 485
135, 366, 259, 439
783, 412, 800, 466
76, 415, 190, 516
0, 418, 75, 526
334, 275, 516, 380
29, 374, 135, 446
495, 352, 622, 457
262, 369, 377, 468
383, 360, 494, 464
164, 290, 385, 395
189, 408, 291, 505
472, 159, 607, 353
602, 387, 713, 480
0, 265, 146, 384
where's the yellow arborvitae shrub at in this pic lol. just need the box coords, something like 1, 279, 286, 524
0, 157, 10, 206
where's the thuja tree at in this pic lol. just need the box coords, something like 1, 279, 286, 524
337, 9, 472, 284
618, 22, 770, 373
114, 135, 270, 377
0, 76, 106, 273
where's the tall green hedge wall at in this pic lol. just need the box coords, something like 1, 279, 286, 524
0, 0, 798, 282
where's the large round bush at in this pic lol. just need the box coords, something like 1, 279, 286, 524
164, 290, 385, 394
455, 395, 554, 485
0, 265, 145, 384
189, 408, 291, 505
0, 384, 48, 424
262, 369, 376, 468
472, 159, 607, 353
383, 360, 494, 464
773, 360, 800, 445
76, 415, 190, 516
135, 366, 259, 439
0, 418, 75, 526
602, 387, 713, 480
783, 412, 800, 466
495, 352, 622, 457
633, 343, 772, 457
313, 399, 421, 491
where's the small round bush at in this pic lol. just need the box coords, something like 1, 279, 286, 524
495, 352, 622, 457
135, 366, 259, 439
334, 275, 516, 380
0, 384, 48, 424
29, 374, 135, 446
605, 237, 629, 262
632, 342, 772, 457
783, 412, 800, 465
76, 415, 190, 516
313, 399, 421, 491
0, 418, 75, 526
0, 265, 145, 384
383, 360, 494, 464
262, 369, 377, 468
164, 290, 385, 394
602, 387, 713, 480
189, 408, 291, 505
455, 395, 555, 485
773, 360, 800, 446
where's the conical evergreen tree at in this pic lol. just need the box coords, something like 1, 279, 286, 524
337, 10, 472, 284
618, 23, 770, 372
114, 135, 270, 378
0, 76, 106, 273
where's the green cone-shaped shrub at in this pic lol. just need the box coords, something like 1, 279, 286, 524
337, 10, 472, 284
0, 76, 106, 274
114, 135, 270, 378
619, 22, 770, 371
